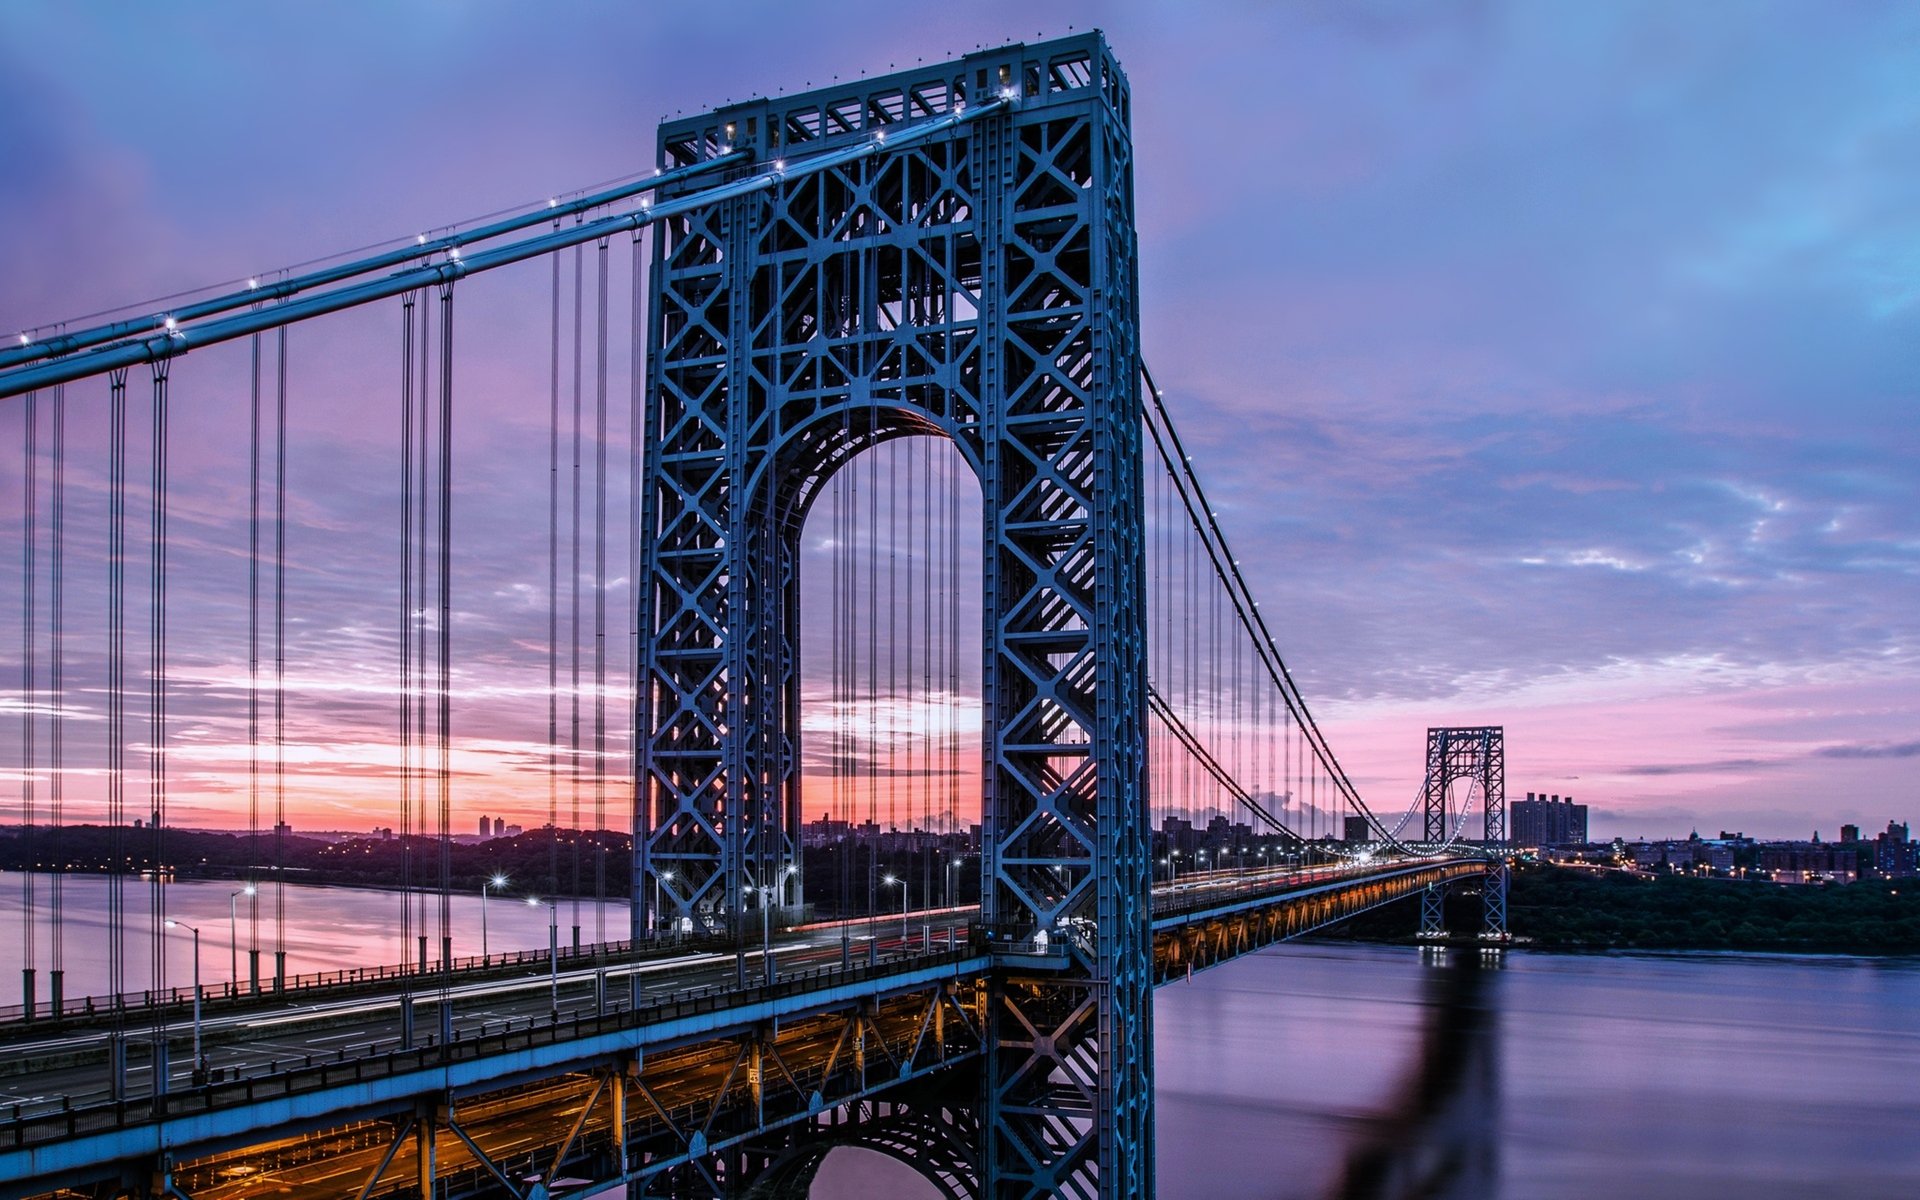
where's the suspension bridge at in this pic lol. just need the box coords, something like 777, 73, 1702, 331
2, 33, 1511, 1200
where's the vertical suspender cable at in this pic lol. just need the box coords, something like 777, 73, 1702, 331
548, 237, 561, 906
273, 326, 288, 988
49, 383, 65, 1013
921, 437, 932, 907
248, 331, 262, 991
570, 237, 584, 948
831, 473, 844, 911
628, 230, 645, 937
866, 431, 878, 923
148, 359, 170, 1074
20, 390, 37, 1018
947, 427, 959, 855
106, 369, 128, 1095
399, 293, 416, 991
437, 282, 454, 977
887, 437, 898, 885
594, 236, 610, 943
415, 292, 431, 969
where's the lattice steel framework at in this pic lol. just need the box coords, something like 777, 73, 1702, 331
1419, 726, 1508, 937
635, 33, 1153, 1196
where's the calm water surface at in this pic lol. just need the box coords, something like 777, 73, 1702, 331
820, 941, 1920, 1198
0, 870, 626, 996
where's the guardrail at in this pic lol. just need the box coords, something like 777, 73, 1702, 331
0, 931, 736, 1036
1, 944, 985, 1150
1148, 857, 1477, 920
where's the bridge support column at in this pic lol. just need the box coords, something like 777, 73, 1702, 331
613, 1057, 631, 1180
633, 33, 1149, 1195
415, 1101, 439, 1199
1481, 859, 1509, 941
1419, 883, 1447, 939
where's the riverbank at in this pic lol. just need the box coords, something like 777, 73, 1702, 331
1330, 864, 1920, 953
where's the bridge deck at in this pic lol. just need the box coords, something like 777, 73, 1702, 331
0, 858, 1489, 1200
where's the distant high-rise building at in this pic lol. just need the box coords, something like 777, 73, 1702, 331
493, 817, 505, 837
1873, 820, 1916, 878
1511, 792, 1588, 849
478, 814, 491, 838
1343, 815, 1371, 844
1841, 823, 1861, 843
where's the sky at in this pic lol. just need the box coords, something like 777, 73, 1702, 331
1, 0, 1917, 843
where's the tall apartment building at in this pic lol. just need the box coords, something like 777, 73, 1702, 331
1511, 792, 1589, 849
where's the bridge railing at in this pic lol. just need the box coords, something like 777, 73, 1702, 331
1148, 858, 1447, 919
0, 930, 737, 1035
1, 942, 985, 1147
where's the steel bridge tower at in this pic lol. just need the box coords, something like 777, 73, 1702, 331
634, 33, 1153, 1196
1419, 725, 1508, 938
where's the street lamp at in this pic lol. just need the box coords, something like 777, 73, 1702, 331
654, 869, 677, 936
946, 857, 962, 908
883, 874, 907, 942
758, 864, 797, 984
228, 884, 255, 991
163, 919, 205, 1083
527, 897, 558, 1018
481, 873, 508, 960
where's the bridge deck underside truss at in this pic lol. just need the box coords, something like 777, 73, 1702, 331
13, 979, 986, 1200
635, 34, 1150, 1199
1152, 862, 1488, 984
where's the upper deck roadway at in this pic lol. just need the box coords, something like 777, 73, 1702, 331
0, 857, 1489, 1199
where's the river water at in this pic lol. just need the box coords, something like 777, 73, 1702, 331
4, 874, 1916, 1197
0, 870, 628, 998
819, 940, 1920, 1198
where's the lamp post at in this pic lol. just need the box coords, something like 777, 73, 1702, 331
883, 874, 907, 942
163, 919, 204, 1084
227, 884, 255, 992
481, 873, 507, 960
654, 869, 677, 937
760, 864, 797, 983
528, 897, 558, 1018
946, 857, 961, 908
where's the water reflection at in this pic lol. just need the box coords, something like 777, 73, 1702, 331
0, 870, 628, 1000
1332, 947, 1499, 1200
1155, 942, 1920, 1200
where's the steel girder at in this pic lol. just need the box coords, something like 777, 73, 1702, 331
1151, 861, 1488, 983
1419, 727, 1508, 938
635, 33, 1152, 1197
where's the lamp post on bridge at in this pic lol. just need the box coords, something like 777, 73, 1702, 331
654, 869, 677, 938
759, 864, 797, 984
227, 883, 255, 992
481, 873, 507, 960
883, 874, 907, 945
527, 897, 557, 1019
162, 919, 206, 1085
